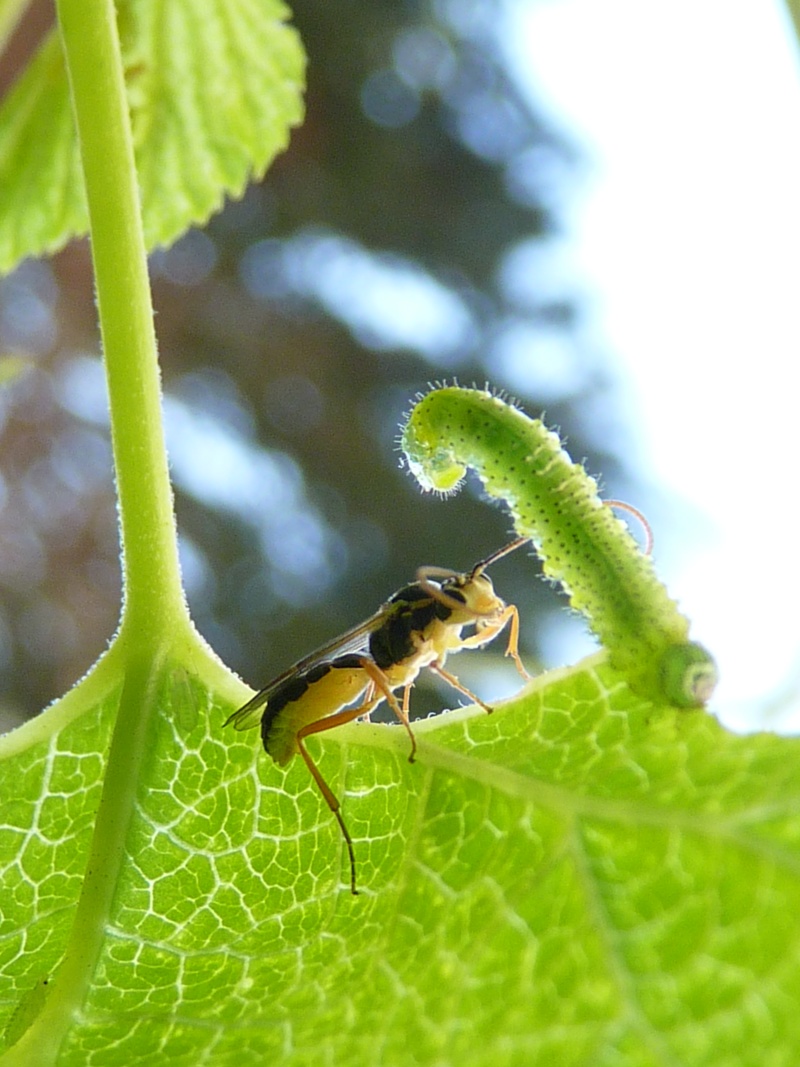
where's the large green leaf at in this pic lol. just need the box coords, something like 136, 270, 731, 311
1, 653, 799, 1065
0, 0, 304, 273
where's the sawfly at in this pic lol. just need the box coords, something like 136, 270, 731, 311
225, 537, 531, 895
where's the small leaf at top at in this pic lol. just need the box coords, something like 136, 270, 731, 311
0, 0, 305, 274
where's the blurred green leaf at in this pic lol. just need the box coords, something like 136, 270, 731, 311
0, 0, 304, 273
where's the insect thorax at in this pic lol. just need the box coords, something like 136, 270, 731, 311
369, 584, 451, 670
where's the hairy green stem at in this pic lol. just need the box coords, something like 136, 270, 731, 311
1, 2, 193, 1061
58, 0, 188, 641
401, 387, 717, 708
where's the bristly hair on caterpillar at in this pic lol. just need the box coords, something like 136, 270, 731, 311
397, 381, 527, 498
400, 385, 717, 709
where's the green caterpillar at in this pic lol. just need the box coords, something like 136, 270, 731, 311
400, 386, 717, 708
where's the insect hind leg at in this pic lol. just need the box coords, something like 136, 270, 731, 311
296, 694, 381, 896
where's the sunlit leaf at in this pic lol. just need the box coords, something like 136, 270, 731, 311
2, 654, 799, 1064
0, 0, 304, 273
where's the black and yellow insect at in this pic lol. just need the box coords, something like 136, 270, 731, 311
225, 538, 531, 894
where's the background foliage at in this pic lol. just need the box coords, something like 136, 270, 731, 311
0, 0, 637, 723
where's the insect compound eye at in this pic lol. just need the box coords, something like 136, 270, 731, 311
428, 581, 466, 619
400, 385, 718, 707
441, 582, 467, 605
470, 574, 494, 593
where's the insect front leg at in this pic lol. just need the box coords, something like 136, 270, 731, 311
427, 603, 531, 713
460, 603, 531, 681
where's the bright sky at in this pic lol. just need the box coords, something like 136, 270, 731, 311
506, 0, 800, 728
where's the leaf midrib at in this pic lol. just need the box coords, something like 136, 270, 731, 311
342, 716, 800, 879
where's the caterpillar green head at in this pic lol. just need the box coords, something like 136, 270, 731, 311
400, 390, 469, 494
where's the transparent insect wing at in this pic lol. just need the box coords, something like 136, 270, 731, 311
225, 691, 271, 731
226, 532, 532, 894
224, 605, 398, 731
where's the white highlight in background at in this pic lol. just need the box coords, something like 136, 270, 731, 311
506, 0, 800, 727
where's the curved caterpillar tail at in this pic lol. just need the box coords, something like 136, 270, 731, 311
400, 386, 717, 708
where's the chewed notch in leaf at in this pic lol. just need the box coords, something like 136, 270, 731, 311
400, 386, 717, 708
